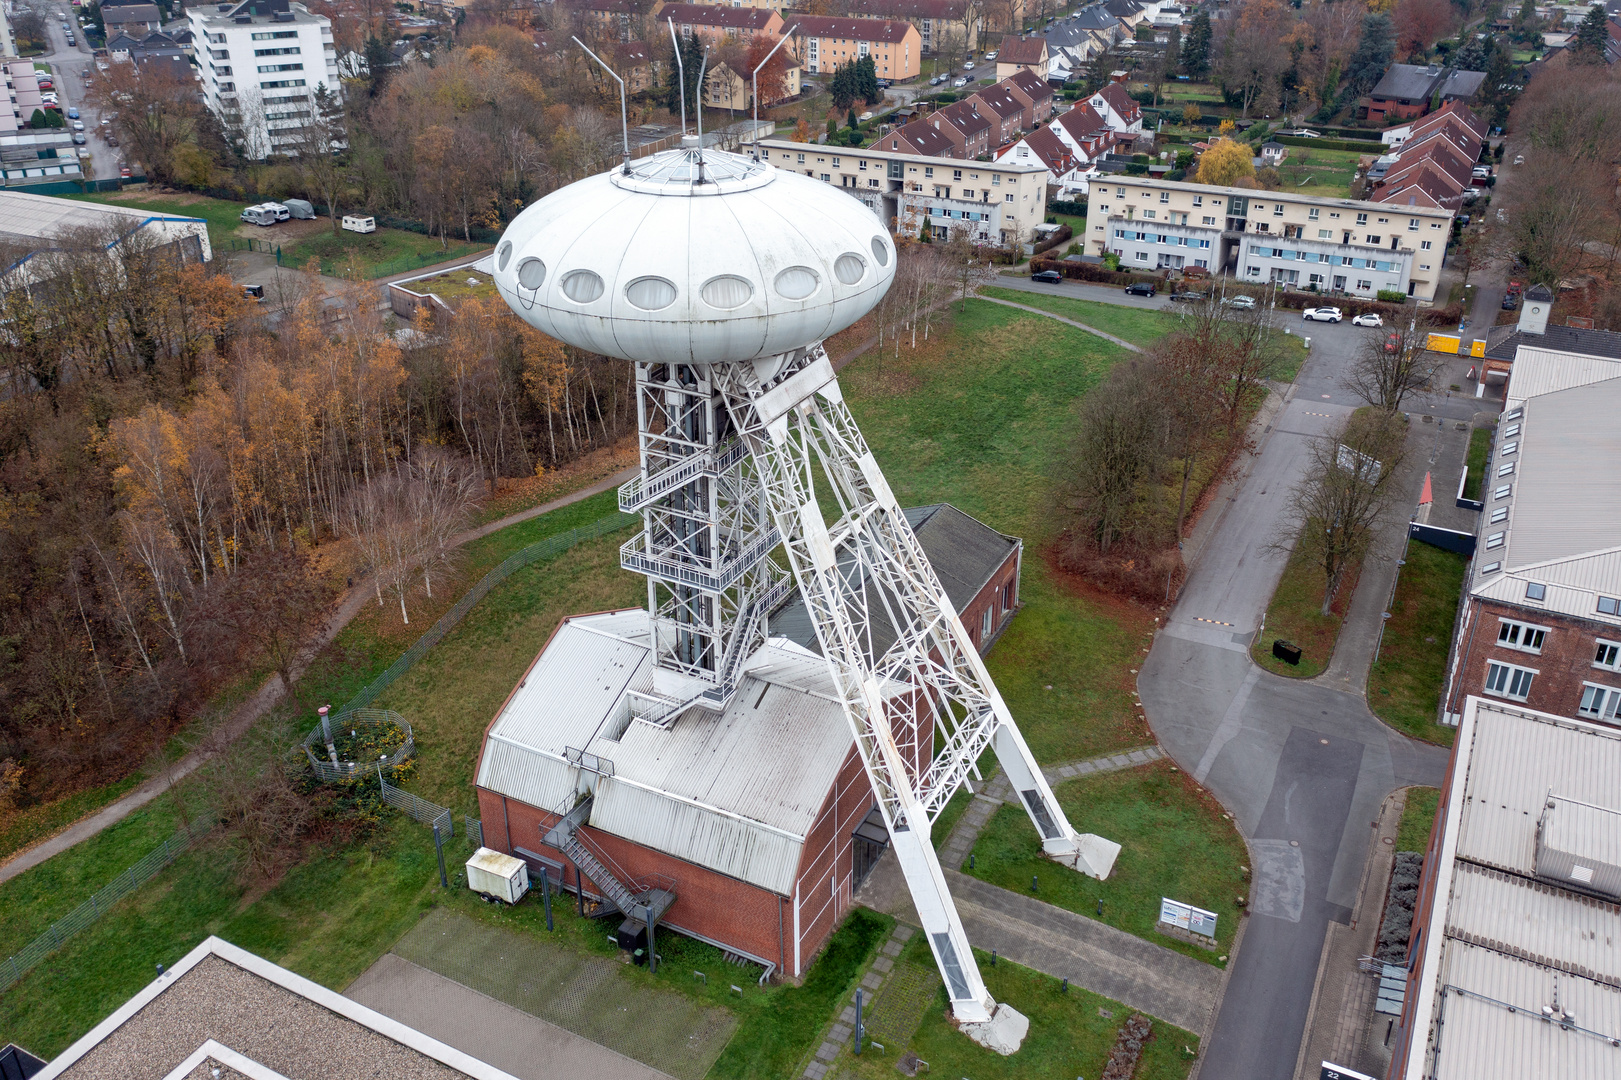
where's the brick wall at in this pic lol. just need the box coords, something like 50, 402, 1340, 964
959, 542, 1021, 653
1447, 598, 1621, 723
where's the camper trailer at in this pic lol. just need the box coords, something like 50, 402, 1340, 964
239, 204, 279, 226
283, 199, 316, 220
342, 215, 376, 234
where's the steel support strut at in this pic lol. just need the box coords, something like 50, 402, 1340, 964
713, 345, 1120, 1025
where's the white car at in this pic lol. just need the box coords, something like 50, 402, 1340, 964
952, 76, 969, 87
985, 50, 998, 59
1351, 312, 1383, 327
1302, 306, 1343, 323
963, 60, 975, 69
1222, 294, 1257, 310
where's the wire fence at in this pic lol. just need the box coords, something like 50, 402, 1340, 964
301, 708, 415, 782
335, 509, 637, 841
340, 510, 637, 714
0, 822, 206, 994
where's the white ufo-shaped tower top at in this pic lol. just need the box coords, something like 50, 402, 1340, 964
491, 138, 896, 366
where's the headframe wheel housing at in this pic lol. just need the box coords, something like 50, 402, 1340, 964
492, 144, 897, 366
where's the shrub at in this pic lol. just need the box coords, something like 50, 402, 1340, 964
1029, 255, 1163, 287
1048, 198, 1087, 216
1376, 289, 1408, 304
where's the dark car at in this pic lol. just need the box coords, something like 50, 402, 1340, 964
1124, 282, 1156, 297
1501, 293, 1519, 310
1031, 269, 1063, 283
1170, 290, 1208, 302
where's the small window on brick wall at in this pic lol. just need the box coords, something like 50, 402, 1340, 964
1596, 640, 1621, 671
1498, 619, 1547, 653
1579, 683, 1621, 721
1485, 660, 1536, 701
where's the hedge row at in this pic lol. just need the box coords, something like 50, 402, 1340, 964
1049, 199, 1087, 217
1028, 256, 1164, 287
1268, 290, 1464, 326
1274, 134, 1385, 154
1025, 257, 1465, 325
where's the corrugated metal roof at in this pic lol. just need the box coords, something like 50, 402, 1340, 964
1498, 337, 1621, 386
1456, 707, 1621, 874
1428, 942, 1621, 1080
479, 611, 859, 895
1445, 862, 1621, 983
1543, 797, 1621, 874
1494, 380, 1621, 566
0, 190, 204, 245
1472, 549, 1621, 629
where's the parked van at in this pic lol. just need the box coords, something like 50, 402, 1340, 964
342, 214, 376, 234
263, 203, 291, 222
240, 204, 278, 226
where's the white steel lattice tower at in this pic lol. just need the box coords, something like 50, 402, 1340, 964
491, 139, 1120, 1037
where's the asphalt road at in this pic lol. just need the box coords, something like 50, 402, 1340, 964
34, 10, 118, 181
1133, 312, 1454, 1080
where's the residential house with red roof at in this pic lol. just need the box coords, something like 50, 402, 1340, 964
1050, 102, 1120, 165
789, 15, 921, 79
885, 118, 963, 158
969, 82, 1023, 146
994, 34, 1048, 80
659, 3, 785, 47
844, 0, 984, 52
1086, 81, 1142, 134
997, 124, 1083, 194
1003, 69, 1055, 128
932, 99, 992, 157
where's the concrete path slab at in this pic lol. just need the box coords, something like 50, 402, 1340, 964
347, 953, 674, 1080
945, 870, 1222, 1035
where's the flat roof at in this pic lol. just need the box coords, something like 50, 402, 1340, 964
1093, 173, 1452, 217
1399, 699, 1621, 1080
0, 191, 205, 245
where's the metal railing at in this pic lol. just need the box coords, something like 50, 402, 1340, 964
619, 526, 781, 592
617, 438, 748, 513
0, 822, 206, 994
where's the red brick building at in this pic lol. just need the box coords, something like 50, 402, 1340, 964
475, 504, 1021, 978
1442, 363, 1621, 728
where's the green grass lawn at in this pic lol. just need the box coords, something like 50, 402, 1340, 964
1369, 541, 1465, 747
1273, 148, 1368, 198
839, 936, 1196, 1080
1251, 543, 1358, 679
842, 299, 1157, 761
65, 191, 249, 249
283, 229, 488, 280
1397, 787, 1441, 855
397, 267, 500, 305
964, 760, 1247, 965
0, 775, 142, 863
1461, 425, 1492, 501
979, 285, 1179, 347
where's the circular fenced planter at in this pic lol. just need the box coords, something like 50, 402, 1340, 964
301, 707, 415, 782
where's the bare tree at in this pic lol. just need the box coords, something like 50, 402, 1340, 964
198, 545, 332, 710
206, 725, 313, 884
285, 84, 350, 235
1344, 319, 1440, 415
1280, 411, 1409, 614
1063, 359, 1170, 556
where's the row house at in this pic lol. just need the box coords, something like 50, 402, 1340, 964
756, 138, 1047, 248
677, 0, 791, 11
1380, 99, 1488, 154
996, 124, 1085, 196
1370, 101, 1488, 213
844, 0, 984, 53
1083, 176, 1453, 297
1085, 79, 1142, 134
931, 98, 992, 156
994, 34, 1048, 80
659, 3, 785, 48
790, 16, 921, 80
1364, 61, 1485, 123
971, 81, 1023, 145
1003, 68, 1055, 128
1051, 103, 1120, 164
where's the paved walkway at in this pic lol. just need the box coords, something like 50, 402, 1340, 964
855, 745, 1222, 1034
799, 921, 916, 1080
0, 466, 637, 886
976, 294, 1145, 352
348, 953, 673, 1080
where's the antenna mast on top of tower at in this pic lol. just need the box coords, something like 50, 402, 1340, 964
666, 18, 686, 136
572, 37, 631, 175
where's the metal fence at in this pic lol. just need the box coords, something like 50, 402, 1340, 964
301, 708, 415, 782
0, 823, 205, 994
341, 510, 637, 714
380, 775, 454, 837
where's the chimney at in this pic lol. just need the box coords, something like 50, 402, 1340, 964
1518, 284, 1554, 336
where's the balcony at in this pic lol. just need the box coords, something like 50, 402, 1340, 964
619, 526, 781, 592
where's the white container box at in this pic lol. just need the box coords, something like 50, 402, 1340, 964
466, 847, 529, 904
